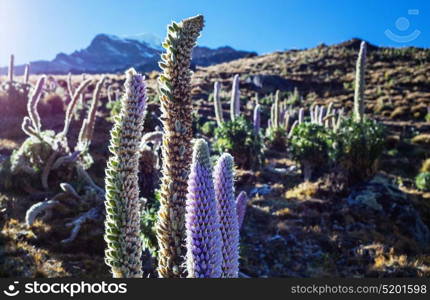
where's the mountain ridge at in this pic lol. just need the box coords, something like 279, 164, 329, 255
0, 33, 257, 75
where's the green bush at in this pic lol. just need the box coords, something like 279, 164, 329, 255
141, 192, 160, 259
106, 99, 122, 122
200, 120, 217, 137
289, 122, 331, 180
415, 172, 430, 192
265, 127, 288, 151
334, 118, 385, 182
214, 115, 262, 169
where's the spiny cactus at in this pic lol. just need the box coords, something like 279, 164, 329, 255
353, 41, 367, 122
156, 14, 204, 278
213, 81, 224, 126
185, 139, 222, 278
230, 74, 241, 121
104, 68, 148, 278
214, 153, 239, 278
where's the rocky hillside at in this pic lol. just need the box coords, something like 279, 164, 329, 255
0, 34, 256, 75
190, 39, 430, 122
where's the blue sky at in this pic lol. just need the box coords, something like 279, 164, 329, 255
0, 0, 429, 66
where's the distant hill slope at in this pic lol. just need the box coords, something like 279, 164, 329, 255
0, 33, 256, 75
189, 38, 430, 121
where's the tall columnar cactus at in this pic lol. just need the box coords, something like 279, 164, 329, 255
230, 74, 240, 121
104, 69, 147, 278
185, 139, 222, 278
253, 104, 261, 134
353, 41, 367, 122
214, 153, 240, 278
156, 15, 205, 278
8, 54, 14, 83
213, 81, 224, 126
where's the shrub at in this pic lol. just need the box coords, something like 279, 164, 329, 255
200, 120, 217, 137
289, 122, 331, 180
141, 192, 160, 259
415, 172, 430, 192
334, 118, 385, 182
266, 126, 287, 151
214, 115, 262, 169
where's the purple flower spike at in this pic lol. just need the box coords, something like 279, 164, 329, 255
185, 139, 222, 278
214, 153, 239, 278
236, 191, 249, 229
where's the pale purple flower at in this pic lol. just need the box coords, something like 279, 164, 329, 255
185, 139, 222, 278
214, 153, 239, 278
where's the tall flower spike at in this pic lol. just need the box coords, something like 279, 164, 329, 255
236, 191, 249, 229
104, 68, 147, 278
273, 90, 280, 128
77, 76, 106, 151
309, 104, 315, 123
156, 15, 205, 278
298, 108, 304, 124
185, 139, 222, 278
230, 74, 240, 121
214, 153, 239, 278
253, 104, 261, 134
318, 106, 326, 125
284, 112, 290, 131
62, 79, 92, 137
23, 64, 30, 84
27, 75, 46, 134
313, 105, 319, 124
213, 81, 224, 126
8, 54, 14, 83
353, 41, 367, 122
